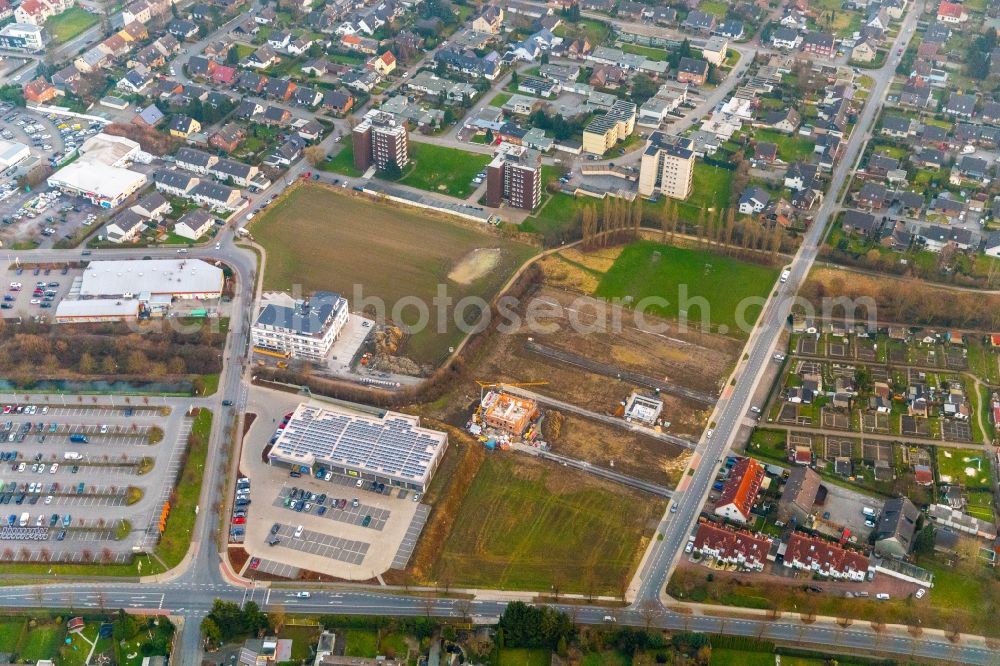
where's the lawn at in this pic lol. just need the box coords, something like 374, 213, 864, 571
252, 184, 537, 365
45, 6, 99, 44
498, 649, 552, 666
488, 92, 513, 107
698, 0, 729, 17
620, 43, 670, 61
936, 447, 992, 488
521, 192, 586, 244
344, 629, 379, 657
593, 241, 780, 336
279, 625, 322, 661
676, 162, 734, 224
553, 18, 610, 45
754, 129, 815, 162
318, 142, 363, 178
19, 622, 63, 662
0, 620, 23, 653
399, 143, 492, 198
430, 454, 666, 595
967, 490, 996, 521
710, 649, 774, 666
155, 408, 212, 568
580, 652, 630, 666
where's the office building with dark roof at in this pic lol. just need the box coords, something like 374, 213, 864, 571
251, 291, 349, 361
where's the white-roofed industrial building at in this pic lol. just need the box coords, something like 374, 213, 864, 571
55, 299, 140, 323
268, 402, 449, 492
79, 259, 224, 299
47, 133, 147, 208
78, 133, 141, 167
0, 139, 30, 170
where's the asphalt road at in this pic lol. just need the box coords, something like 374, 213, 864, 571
625, 0, 925, 630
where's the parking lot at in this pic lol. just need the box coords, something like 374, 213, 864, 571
0, 396, 192, 563
239, 386, 429, 580
0, 104, 129, 249
0, 262, 83, 320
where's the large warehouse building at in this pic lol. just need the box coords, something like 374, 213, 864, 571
47, 133, 147, 208
268, 402, 449, 492
78, 259, 224, 299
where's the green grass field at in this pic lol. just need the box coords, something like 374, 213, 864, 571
0, 620, 23, 653
19, 623, 63, 662
553, 17, 610, 44
344, 629, 379, 657
489, 92, 513, 107
319, 142, 363, 177
521, 192, 586, 243
710, 649, 774, 666
252, 185, 537, 364
399, 143, 492, 198
936, 447, 992, 489
594, 241, 779, 335
620, 43, 670, 61
754, 129, 816, 162
676, 162, 734, 223
45, 7, 99, 44
498, 649, 552, 666
432, 454, 665, 595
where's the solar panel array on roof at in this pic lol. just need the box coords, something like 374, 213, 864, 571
272, 404, 447, 485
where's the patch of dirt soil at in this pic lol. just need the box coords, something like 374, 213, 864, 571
448, 248, 503, 284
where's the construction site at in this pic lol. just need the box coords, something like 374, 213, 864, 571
421, 251, 742, 488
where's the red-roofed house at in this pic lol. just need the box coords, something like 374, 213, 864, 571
210, 64, 237, 86
693, 521, 772, 571
914, 464, 933, 486
0, 0, 13, 20
14, 0, 73, 25
370, 51, 397, 75
22, 78, 60, 104
714, 457, 765, 523
937, 1, 968, 22
991, 334, 1000, 347
783, 532, 870, 581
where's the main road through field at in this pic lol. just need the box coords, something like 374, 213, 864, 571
626, 0, 925, 616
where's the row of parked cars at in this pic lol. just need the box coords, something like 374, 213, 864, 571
230, 476, 251, 542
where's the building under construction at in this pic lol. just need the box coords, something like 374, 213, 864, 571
480, 390, 538, 436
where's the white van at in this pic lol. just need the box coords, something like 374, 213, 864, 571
63, 452, 81, 460
780, 269, 791, 283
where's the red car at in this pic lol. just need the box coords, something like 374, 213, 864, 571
249, 557, 261, 569
232, 516, 246, 525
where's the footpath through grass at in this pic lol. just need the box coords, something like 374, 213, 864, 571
594, 241, 779, 335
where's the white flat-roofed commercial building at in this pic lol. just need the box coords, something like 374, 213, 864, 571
79, 133, 141, 168
55, 299, 140, 323
79, 259, 224, 299
252, 291, 348, 361
47, 161, 147, 208
0, 140, 30, 170
268, 402, 449, 492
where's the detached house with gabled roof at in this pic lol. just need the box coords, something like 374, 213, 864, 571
713, 457, 765, 524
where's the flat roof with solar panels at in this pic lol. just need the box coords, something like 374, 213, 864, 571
268, 403, 449, 491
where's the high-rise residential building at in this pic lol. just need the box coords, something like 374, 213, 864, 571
637, 132, 695, 200
352, 110, 409, 172
485, 143, 542, 211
